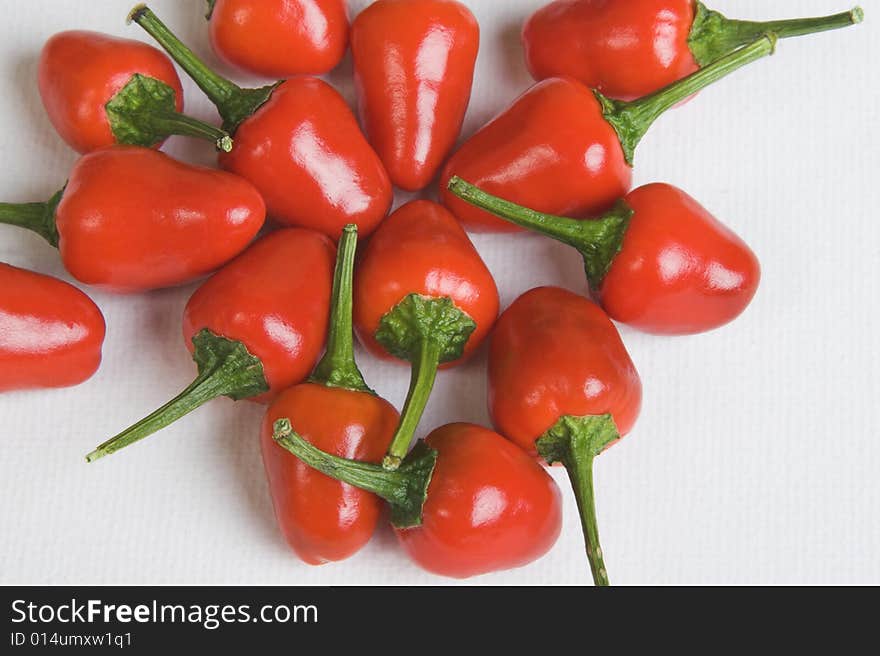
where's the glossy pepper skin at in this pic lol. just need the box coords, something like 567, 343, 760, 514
448, 178, 761, 335
488, 286, 641, 585
351, 0, 479, 191
183, 229, 335, 401
0, 263, 105, 392
353, 200, 500, 470
261, 226, 400, 565
218, 78, 392, 239
441, 78, 630, 233
394, 423, 562, 579
523, 1, 863, 101
0, 146, 266, 294
441, 35, 777, 233
132, 6, 391, 240
263, 385, 399, 564
272, 421, 563, 579
489, 287, 642, 453
86, 228, 335, 462
353, 200, 499, 363
38, 30, 231, 154
601, 184, 760, 334
207, 0, 349, 78
38, 30, 183, 153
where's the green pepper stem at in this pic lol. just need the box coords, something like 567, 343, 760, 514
689, 3, 863, 67
105, 73, 233, 150
537, 414, 621, 587
374, 294, 476, 471
565, 450, 608, 587
602, 34, 777, 164
86, 330, 269, 463
447, 177, 632, 290
85, 366, 231, 463
128, 4, 278, 133
0, 188, 64, 247
273, 419, 438, 529
382, 340, 443, 471
144, 110, 233, 152
128, 5, 237, 106
310, 225, 372, 393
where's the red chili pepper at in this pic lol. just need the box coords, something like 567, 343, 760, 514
351, 0, 479, 191
130, 5, 392, 240
207, 0, 349, 78
272, 421, 563, 579
440, 35, 776, 233
352, 200, 499, 469
0, 146, 266, 294
488, 286, 643, 585
86, 228, 335, 462
523, 1, 863, 101
0, 263, 105, 392
262, 226, 399, 565
448, 179, 760, 335
38, 30, 232, 154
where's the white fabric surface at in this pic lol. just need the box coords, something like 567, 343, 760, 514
0, 0, 877, 585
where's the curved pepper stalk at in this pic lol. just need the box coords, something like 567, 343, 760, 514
537, 414, 620, 587
106, 73, 232, 151
448, 176, 631, 291
0, 188, 65, 247
86, 330, 269, 462
129, 4, 281, 134
688, 3, 863, 67
310, 224, 373, 394
598, 34, 777, 164
376, 294, 476, 471
273, 419, 438, 529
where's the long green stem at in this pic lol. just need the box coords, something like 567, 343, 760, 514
128, 4, 279, 133
601, 34, 777, 164
689, 3, 863, 66
273, 419, 438, 528
86, 330, 269, 463
447, 176, 632, 290
537, 414, 620, 587
382, 340, 442, 470
310, 225, 371, 393
129, 4, 237, 105
86, 365, 231, 463
105, 72, 232, 150
374, 294, 476, 471
0, 189, 64, 247
144, 111, 233, 152
567, 453, 607, 586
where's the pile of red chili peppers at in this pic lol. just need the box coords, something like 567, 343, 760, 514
0, 1, 864, 585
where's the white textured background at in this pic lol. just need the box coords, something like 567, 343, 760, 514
0, 0, 877, 585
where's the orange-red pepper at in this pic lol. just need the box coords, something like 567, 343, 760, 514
262, 226, 399, 565
440, 35, 776, 233
86, 229, 335, 462
448, 179, 761, 335
131, 5, 391, 240
523, 1, 863, 101
351, 0, 479, 191
488, 286, 643, 586
207, 0, 349, 78
272, 420, 563, 579
393, 423, 563, 578
0, 146, 265, 294
352, 200, 499, 470
0, 264, 105, 392
38, 30, 231, 153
